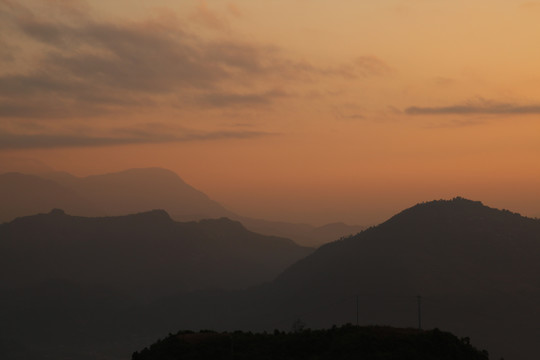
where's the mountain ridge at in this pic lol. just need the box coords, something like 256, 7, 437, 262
147, 197, 540, 360
0, 167, 364, 246
0, 209, 313, 295
2, 197, 539, 359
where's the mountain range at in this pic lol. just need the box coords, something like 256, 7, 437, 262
0, 209, 312, 295
0, 168, 364, 247
0, 208, 311, 360
141, 198, 540, 360
2, 197, 539, 360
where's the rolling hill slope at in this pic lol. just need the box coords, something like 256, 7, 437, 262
152, 198, 540, 360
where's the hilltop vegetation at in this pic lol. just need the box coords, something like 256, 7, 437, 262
133, 325, 489, 360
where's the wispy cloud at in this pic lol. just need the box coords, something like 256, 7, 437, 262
227, 3, 243, 18
353, 56, 393, 77
199, 89, 288, 108
190, 0, 230, 32
405, 98, 540, 115
332, 104, 366, 121
0, 127, 276, 149
520, 2, 540, 10
0, 0, 392, 150
0, 1, 390, 121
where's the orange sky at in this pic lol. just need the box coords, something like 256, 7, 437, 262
1, 0, 539, 225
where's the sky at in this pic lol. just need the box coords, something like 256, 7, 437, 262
1, 0, 540, 225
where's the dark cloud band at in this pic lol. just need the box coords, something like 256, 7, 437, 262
0, 129, 276, 149
0, 2, 390, 120
406, 101, 540, 115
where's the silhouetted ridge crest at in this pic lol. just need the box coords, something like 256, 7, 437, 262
263, 197, 540, 360
368, 196, 530, 234
277, 196, 540, 289
16, 208, 174, 224
133, 325, 489, 360
125, 209, 173, 223
86, 167, 189, 184
1, 167, 362, 246
0, 210, 312, 296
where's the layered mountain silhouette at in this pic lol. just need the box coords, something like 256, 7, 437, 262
0, 209, 312, 295
3, 197, 538, 360
42, 168, 234, 221
0, 173, 101, 221
146, 198, 540, 360
0, 209, 313, 359
0, 167, 363, 246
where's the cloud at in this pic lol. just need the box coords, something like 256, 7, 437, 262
277, 56, 391, 81
191, 0, 230, 32
353, 56, 392, 77
1, 3, 372, 120
1, 1, 388, 102
0, 127, 276, 149
0, 37, 16, 62
0, 10, 283, 119
227, 3, 243, 18
433, 77, 455, 86
199, 89, 287, 108
424, 118, 487, 129
0, 0, 391, 149
405, 99, 540, 115
520, 2, 540, 10
332, 106, 365, 121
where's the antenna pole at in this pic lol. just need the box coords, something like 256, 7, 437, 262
356, 295, 359, 326
417, 295, 422, 330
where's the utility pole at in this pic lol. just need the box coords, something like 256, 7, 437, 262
417, 295, 422, 330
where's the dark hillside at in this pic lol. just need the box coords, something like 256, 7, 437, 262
3, 198, 538, 360
0, 209, 312, 295
0, 210, 312, 359
277, 197, 540, 295
150, 198, 540, 360
132, 325, 489, 360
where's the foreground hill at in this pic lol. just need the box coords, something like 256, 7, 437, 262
0, 209, 312, 295
149, 198, 540, 360
133, 325, 489, 360
0, 168, 363, 246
